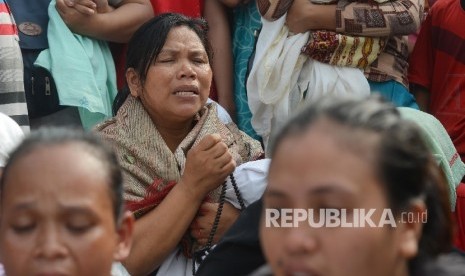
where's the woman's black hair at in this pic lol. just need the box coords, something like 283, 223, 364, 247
0, 127, 124, 224
112, 13, 212, 115
271, 95, 453, 262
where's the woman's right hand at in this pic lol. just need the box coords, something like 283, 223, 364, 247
181, 134, 236, 197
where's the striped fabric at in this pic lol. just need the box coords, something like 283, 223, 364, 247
0, 1, 16, 35
0, 0, 29, 133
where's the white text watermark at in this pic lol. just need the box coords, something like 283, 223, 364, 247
265, 208, 427, 228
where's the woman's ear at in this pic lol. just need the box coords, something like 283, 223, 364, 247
397, 200, 427, 259
126, 68, 142, 98
113, 211, 135, 262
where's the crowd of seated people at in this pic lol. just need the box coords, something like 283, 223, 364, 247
1, 0, 465, 275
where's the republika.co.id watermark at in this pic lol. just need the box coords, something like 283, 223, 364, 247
265, 208, 427, 228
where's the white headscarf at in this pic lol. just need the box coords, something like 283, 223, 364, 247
0, 113, 24, 167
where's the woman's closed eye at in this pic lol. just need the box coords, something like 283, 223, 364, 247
11, 216, 36, 234
192, 57, 208, 64
155, 52, 175, 64
66, 221, 94, 234
12, 223, 36, 234
157, 58, 175, 64
66, 216, 96, 234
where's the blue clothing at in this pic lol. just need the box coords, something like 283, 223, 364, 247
369, 80, 419, 109
232, 1, 261, 140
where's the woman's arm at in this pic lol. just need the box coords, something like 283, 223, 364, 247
124, 181, 207, 275
123, 134, 236, 276
204, 0, 237, 121
56, 0, 153, 43
285, 0, 423, 37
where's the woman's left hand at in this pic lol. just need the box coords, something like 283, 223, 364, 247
190, 201, 240, 246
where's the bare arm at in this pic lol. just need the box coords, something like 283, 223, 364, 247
204, 0, 237, 121
285, 0, 423, 36
123, 134, 236, 276
410, 83, 430, 112
124, 181, 206, 275
56, 0, 153, 43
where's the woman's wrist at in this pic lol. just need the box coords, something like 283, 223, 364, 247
176, 179, 208, 202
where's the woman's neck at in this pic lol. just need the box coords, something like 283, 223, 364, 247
154, 119, 196, 153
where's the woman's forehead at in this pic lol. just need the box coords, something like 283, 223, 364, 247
274, 120, 380, 165
3, 145, 108, 194
269, 126, 382, 195
163, 26, 204, 48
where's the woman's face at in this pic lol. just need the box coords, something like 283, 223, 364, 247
130, 26, 212, 125
0, 145, 125, 276
261, 121, 416, 276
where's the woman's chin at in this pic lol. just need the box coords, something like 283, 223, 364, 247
174, 107, 202, 119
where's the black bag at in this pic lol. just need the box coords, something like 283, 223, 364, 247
8, 0, 62, 119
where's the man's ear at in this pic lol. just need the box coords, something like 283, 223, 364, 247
397, 200, 427, 259
113, 211, 135, 262
126, 68, 142, 98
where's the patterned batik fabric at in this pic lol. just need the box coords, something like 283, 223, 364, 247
302, 30, 387, 69
335, 0, 424, 87
257, 0, 423, 86
256, 0, 388, 70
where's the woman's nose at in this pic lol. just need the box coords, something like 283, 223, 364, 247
34, 225, 68, 260
177, 60, 197, 79
283, 225, 318, 256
